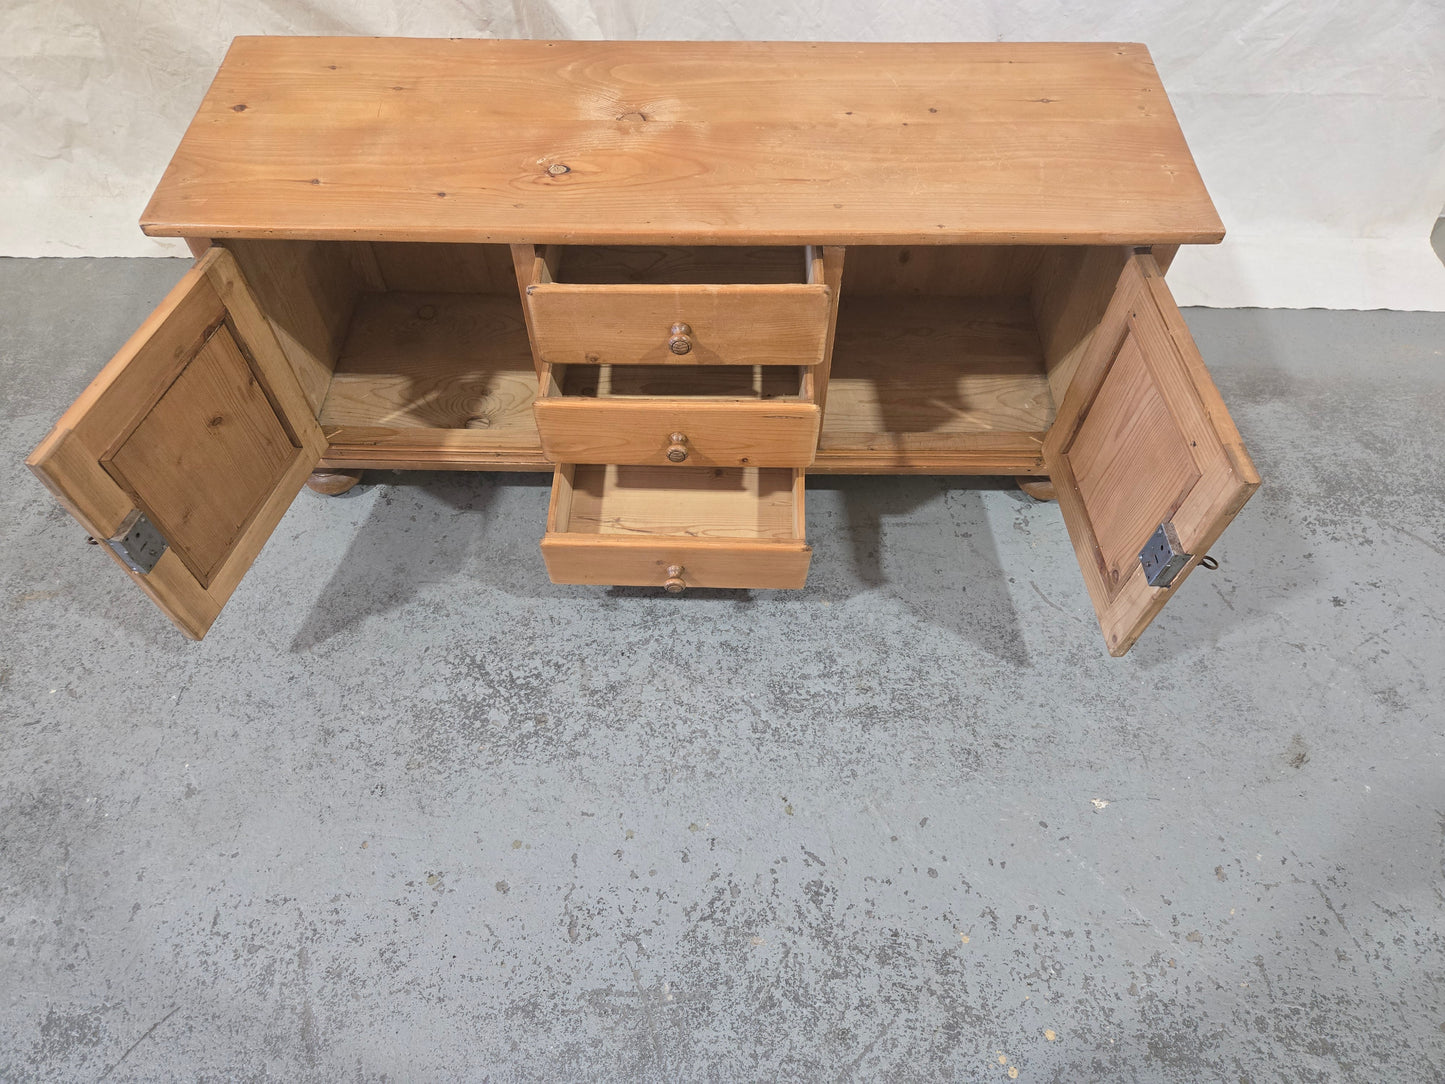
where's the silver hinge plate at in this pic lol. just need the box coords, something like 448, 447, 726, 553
1138, 521, 1191, 588
106, 510, 168, 575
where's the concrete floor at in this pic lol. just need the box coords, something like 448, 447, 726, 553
1, 258, 1443, 1083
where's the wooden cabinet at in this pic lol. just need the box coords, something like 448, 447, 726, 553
27, 38, 1258, 654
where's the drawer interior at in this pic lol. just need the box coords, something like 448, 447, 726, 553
547, 245, 815, 285
544, 363, 812, 402
552, 464, 804, 541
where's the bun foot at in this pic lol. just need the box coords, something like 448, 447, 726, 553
306, 468, 363, 496
1016, 477, 1056, 502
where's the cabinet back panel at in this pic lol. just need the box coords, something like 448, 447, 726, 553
553, 246, 806, 285
838, 244, 1138, 418
558, 363, 805, 400
367, 242, 518, 293
842, 245, 1044, 297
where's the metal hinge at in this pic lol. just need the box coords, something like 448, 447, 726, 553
1138, 521, 1191, 588
105, 510, 168, 575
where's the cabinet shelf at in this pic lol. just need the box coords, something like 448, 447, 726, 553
310, 277, 1056, 474
317, 290, 548, 470
311, 294, 1058, 473
817, 295, 1054, 474
229, 240, 1066, 474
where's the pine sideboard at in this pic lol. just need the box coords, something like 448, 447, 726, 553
28, 37, 1259, 655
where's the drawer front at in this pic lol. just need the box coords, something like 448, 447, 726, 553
534, 398, 821, 467
525, 283, 831, 366
541, 535, 813, 590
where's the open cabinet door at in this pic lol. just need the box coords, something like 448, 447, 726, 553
27, 247, 326, 639
1044, 252, 1259, 656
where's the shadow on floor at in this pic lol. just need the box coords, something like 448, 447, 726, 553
287, 470, 550, 652
1132, 307, 1331, 665
808, 474, 1032, 665
290, 425, 1330, 668
290, 470, 1035, 664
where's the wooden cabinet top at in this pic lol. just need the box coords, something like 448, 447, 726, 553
142, 37, 1224, 246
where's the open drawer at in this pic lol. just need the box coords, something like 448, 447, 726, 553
534, 362, 820, 467
541, 464, 811, 591
516, 244, 835, 367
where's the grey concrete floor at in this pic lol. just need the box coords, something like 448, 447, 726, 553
2, 258, 1443, 1083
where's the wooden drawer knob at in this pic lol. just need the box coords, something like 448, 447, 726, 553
663, 565, 686, 593
668, 322, 693, 355
666, 432, 688, 462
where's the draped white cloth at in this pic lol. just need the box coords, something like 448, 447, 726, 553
3, 0, 1442, 309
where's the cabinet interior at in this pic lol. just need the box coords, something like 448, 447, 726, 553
817, 244, 1129, 472
222, 239, 543, 468
221, 239, 1130, 473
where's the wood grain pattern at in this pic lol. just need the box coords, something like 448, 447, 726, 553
539, 401, 817, 468
222, 238, 364, 413
541, 535, 814, 589
1067, 334, 1199, 585
347, 242, 388, 290
817, 295, 1053, 472
813, 245, 846, 416
510, 243, 548, 379
1045, 253, 1258, 655
810, 440, 1049, 475
318, 291, 544, 467
542, 463, 810, 588
1150, 245, 1179, 274
554, 245, 806, 284
537, 360, 817, 467
306, 467, 363, 494
1030, 245, 1132, 405
526, 282, 832, 366
843, 245, 1043, 297
141, 38, 1223, 246
26, 247, 324, 638
316, 431, 551, 471
561, 464, 800, 538
105, 325, 297, 586
368, 242, 517, 293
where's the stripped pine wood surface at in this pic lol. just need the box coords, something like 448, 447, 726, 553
816, 295, 1054, 473
1045, 253, 1259, 655
541, 464, 811, 588
143, 39, 1223, 246
26, 248, 325, 638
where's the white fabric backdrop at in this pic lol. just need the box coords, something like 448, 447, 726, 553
3, 0, 1443, 309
